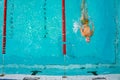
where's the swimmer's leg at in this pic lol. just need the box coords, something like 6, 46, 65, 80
81, 0, 85, 11
81, 0, 88, 20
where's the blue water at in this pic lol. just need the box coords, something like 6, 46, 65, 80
0, 0, 120, 75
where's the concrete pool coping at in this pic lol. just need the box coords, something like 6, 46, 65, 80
0, 74, 120, 80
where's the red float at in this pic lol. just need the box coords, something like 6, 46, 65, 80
62, 0, 66, 55
2, 0, 7, 54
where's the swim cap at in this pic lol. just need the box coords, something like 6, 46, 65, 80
86, 37, 90, 42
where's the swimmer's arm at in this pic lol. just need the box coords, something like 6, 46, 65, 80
80, 27, 85, 36
91, 22, 94, 32
80, 27, 83, 34
90, 23, 94, 36
90, 31, 94, 36
80, 27, 84, 32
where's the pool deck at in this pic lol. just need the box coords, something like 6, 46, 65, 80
0, 74, 120, 80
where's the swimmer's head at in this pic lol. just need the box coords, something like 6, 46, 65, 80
86, 37, 90, 42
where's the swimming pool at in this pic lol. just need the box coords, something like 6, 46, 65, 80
0, 0, 120, 75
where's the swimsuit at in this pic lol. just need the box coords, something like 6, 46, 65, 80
81, 19, 89, 25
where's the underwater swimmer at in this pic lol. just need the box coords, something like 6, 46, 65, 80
80, 0, 94, 42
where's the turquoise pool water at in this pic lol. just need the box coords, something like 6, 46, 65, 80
0, 0, 120, 75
